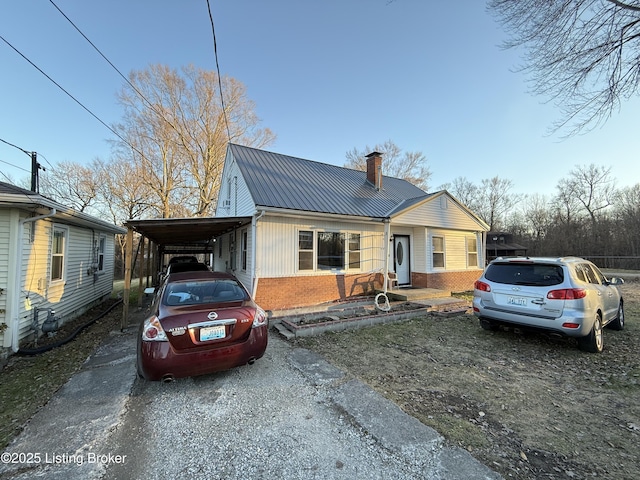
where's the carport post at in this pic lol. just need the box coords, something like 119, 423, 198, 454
137, 236, 146, 308
122, 226, 133, 331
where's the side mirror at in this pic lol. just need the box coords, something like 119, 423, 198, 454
144, 287, 156, 295
608, 277, 625, 286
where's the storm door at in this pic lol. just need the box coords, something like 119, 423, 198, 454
393, 235, 411, 286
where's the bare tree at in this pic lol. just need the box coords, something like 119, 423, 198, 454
39, 160, 99, 212
475, 176, 521, 231
345, 140, 432, 191
447, 176, 481, 211
557, 164, 616, 225
113, 64, 275, 218
489, 0, 640, 135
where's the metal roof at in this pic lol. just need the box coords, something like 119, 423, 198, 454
229, 144, 430, 218
125, 216, 252, 252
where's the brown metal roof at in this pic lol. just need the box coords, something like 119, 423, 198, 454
125, 216, 252, 251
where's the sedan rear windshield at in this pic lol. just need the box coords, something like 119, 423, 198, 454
485, 263, 564, 286
163, 279, 248, 306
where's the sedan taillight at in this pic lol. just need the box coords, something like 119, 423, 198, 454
547, 288, 587, 300
474, 280, 491, 292
252, 307, 268, 328
142, 316, 168, 341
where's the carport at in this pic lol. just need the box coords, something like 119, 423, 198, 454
121, 216, 252, 329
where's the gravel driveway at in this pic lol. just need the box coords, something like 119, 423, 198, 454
0, 325, 501, 480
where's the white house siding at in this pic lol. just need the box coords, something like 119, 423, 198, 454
390, 226, 426, 272
255, 214, 387, 278
13, 218, 116, 346
426, 228, 483, 272
393, 193, 485, 231
0, 210, 12, 347
215, 152, 255, 218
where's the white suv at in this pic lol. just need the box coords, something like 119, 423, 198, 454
473, 257, 625, 353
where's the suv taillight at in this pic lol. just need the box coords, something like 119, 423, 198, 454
547, 288, 587, 300
474, 280, 491, 292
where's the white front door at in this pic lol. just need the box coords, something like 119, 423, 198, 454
393, 235, 411, 286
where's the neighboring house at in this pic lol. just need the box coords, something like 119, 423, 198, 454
0, 182, 126, 358
486, 232, 528, 262
211, 144, 489, 311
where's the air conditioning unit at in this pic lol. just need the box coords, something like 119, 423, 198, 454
222, 199, 231, 207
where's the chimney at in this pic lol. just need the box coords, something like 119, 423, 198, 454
365, 151, 382, 190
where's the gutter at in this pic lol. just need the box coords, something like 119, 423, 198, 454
11, 208, 57, 352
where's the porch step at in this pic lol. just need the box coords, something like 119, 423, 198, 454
273, 322, 295, 340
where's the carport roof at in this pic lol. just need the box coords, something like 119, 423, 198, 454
125, 216, 252, 248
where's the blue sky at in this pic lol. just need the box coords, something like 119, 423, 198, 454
1, 0, 638, 196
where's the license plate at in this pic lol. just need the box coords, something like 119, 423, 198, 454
200, 325, 226, 341
507, 296, 527, 306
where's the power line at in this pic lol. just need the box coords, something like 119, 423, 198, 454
0, 158, 31, 173
206, 0, 231, 142
0, 33, 148, 162
49, 0, 210, 160
0, 34, 126, 144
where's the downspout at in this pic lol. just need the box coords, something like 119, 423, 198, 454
251, 210, 265, 300
11, 208, 57, 352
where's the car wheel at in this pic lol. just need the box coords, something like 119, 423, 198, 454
578, 313, 603, 353
608, 302, 624, 331
479, 318, 499, 331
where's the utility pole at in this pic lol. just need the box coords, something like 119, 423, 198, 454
30, 151, 45, 193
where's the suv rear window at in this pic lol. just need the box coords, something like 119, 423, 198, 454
485, 263, 564, 286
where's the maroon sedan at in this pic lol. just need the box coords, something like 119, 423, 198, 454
137, 271, 268, 381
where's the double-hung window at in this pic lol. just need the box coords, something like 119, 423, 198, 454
97, 235, 106, 272
298, 231, 360, 271
241, 230, 248, 271
466, 236, 478, 268
432, 235, 445, 269
51, 227, 67, 281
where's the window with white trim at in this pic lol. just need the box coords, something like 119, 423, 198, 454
51, 227, 67, 281
348, 233, 361, 269
298, 231, 360, 272
241, 229, 248, 271
98, 235, 106, 272
298, 231, 314, 270
466, 236, 478, 267
432, 235, 445, 268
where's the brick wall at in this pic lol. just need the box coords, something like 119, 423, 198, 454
256, 270, 482, 311
413, 270, 481, 293
255, 273, 380, 311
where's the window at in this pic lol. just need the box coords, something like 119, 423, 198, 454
348, 233, 360, 269
97, 236, 106, 272
298, 231, 360, 272
51, 227, 66, 281
241, 230, 248, 271
229, 232, 236, 270
432, 236, 445, 268
298, 231, 313, 270
466, 236, 478, 267
317, 232, 344, 270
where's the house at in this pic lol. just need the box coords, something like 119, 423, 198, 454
209, 144, 489, 311
486, 232, 528, 262
0, 182, 126, 358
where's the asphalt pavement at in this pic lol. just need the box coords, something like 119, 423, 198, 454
0, 312, 502, 480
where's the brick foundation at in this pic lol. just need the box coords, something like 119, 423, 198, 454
412, 270, 481, 292
254, 270, 482, 311
255, 273, 380, 311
